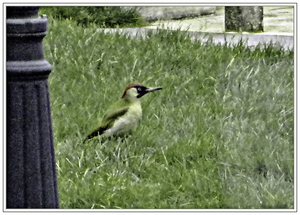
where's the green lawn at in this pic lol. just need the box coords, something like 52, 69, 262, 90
43, 17, 294, 209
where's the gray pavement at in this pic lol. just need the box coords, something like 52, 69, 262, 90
147, 6, 293, 34
102, 28, 293, 51
103, 6, 294, 51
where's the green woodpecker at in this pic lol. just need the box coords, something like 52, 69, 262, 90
83, 83, 162, 142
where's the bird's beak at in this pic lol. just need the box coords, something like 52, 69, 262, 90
146, 87, 163, 92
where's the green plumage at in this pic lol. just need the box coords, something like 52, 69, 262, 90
83, 99, 132, 142
83, 83, 162, 143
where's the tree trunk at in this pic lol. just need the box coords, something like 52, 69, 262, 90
225, 6, 263, 32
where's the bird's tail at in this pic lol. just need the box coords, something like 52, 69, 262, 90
83, 131, 101, 143
83, 137, 89, 144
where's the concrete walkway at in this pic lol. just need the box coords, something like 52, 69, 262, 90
103, 6, 294, 51
102, 28, 293, 51
147, 6, 293, 34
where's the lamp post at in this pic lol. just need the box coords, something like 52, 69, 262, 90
6, 6, 59, 208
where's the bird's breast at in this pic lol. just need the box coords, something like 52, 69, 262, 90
104, 102, 142, 136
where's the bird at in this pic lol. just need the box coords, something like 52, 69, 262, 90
83, 83, 162, 142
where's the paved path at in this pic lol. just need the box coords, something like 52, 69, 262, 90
102, 28, 293, 51
147, 6, 293, 34
103, 6, 294, 51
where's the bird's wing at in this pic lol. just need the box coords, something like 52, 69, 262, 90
101, 106, 129, 129
84, 105, 129, 141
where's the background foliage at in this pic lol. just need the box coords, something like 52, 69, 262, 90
39, 6, 147, 28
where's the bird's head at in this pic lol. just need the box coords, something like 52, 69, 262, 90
121, 83, 162, 101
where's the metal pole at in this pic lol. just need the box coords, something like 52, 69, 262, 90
6, 6, 59, 208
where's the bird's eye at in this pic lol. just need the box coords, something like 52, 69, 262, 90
137, 87, 141, 92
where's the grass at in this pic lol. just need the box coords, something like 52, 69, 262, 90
43, 17, 294, 209
39, 6, 148, 28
